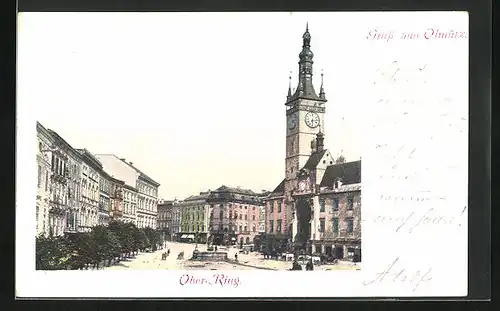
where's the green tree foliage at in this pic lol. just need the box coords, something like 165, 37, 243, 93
35, 235, 70, 270
133, 227, 149, 251
36, 220, 160, 270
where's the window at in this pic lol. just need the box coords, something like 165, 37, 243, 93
252, 225, 256, 232
245, 206, 247, 209
219, 210, 223, 219
347, 248, 355, 257
277, 202, 282, 212
346, 218, 354, 233
244, 214, 247, 220
201, 225, 204, 231
332, 217, 339, 233
269, 221, 274, 233
244, 226, 247, 232
239, 225, 242, 233
277, 219, 282, 232
252, 215, 255, 221
45, 173, 49, 191
229, 211, 232, 219
347, 197, 354, 210
252, 206, 255, 210
319, 218, 325, 232
319, 199, 325, 212
234, 212, 238, 219
269, 201, 274, 213
239, 214, 242, 220
332, 198, 339, 211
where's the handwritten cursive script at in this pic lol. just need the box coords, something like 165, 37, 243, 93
363, 258, 432, 292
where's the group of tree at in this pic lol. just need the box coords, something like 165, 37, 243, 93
36, 220, 165, 270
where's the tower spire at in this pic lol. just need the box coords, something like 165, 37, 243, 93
287, 71, 292, 100
319, 69, 326, 99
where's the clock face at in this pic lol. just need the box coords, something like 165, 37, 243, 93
287, 114, 297, 131
305, 112, 320, 128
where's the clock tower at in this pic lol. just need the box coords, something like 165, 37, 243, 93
284, 23, 327, 240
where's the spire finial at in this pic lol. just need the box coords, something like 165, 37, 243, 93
319, 69, 326, 98
306, 22, 309, 32
287, 71, 292, 99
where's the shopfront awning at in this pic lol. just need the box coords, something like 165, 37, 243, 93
187, 234, 195, 239
181, 234, 188, 239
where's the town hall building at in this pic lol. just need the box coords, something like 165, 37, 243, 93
264, 24, 362, 262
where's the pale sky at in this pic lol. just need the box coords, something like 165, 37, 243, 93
18, 12, 365, 200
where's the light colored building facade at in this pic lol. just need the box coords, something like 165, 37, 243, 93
135, 172, 160, 229
36, 122, 54, 236
122, 184, 138, 224
207, 186, 264, 246
98, 170, 112, 226
45, 129, 83, 236
266, 26, 362, 260
178, 192, 211, 243
76, 149, 102, 232
94, 154, 159, 228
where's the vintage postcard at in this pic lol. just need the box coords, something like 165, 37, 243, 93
16, 11, 468, 298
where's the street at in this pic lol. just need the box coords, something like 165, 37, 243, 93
103, 242, 360, 271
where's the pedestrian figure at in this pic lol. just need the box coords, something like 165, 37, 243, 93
292, 260, 302, 270
215, 246, 218, 252
167, 249, 170, 256
306, 259, 314, 271
234, 253, 238, 261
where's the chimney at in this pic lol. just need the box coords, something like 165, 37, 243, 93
129, 161, 133, 165
120, 158, 126, 161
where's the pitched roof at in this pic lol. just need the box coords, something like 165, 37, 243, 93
184, 191, 211, 201
117, 157, 161, 187
303, 149, 328, 170
267, 179, 285, 198
320, 160, 361, 187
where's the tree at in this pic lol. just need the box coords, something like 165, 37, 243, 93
132, 227, 149, 252
143, 227, 161, 251
91, 225, 121, 268
108, 220, 134, 258
36, 235, 70, 270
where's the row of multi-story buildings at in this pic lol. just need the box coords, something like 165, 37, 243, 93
157, 186, 269, 245
36, 122, 161, 237
157, 25, 362, 261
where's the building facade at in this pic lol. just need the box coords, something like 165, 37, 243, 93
98, 170, 112, 226
94, 154, 159, 228
109, 176, 125, 221
171, 200, 182, 240
207, 186, 264, 246
157, 200, 174, 240
135, 172, 160, 229
76, 149, 103, 232
266, 25, 362, 260
46, 129, 84, 236
122, 184, 138, 224
178, 192, 211, 243
36, 122, 54, 236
